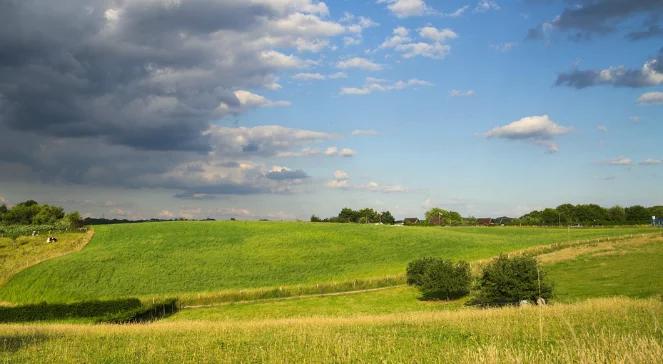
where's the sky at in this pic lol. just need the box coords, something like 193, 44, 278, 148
0, 0, 662, 220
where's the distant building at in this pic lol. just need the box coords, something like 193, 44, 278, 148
477, 218, 494, 226
403, 218, 420, 225
654, 217, 663, 227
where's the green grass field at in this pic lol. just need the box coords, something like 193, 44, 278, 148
0, 222, 653, 304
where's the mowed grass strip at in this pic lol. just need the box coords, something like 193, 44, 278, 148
0, 221, 654, 303
545, 235, 663, 301
1, 298, 662, 363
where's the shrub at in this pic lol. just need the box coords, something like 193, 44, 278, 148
407, 257, 471, 300
468, 254, 553, 307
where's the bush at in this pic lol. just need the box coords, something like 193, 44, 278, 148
406, 257, 471, 300
468, 254, 553, 307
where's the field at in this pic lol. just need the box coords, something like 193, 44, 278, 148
0, 222, 653, 304
1, 222, 662, 363
2, 298, 662, 363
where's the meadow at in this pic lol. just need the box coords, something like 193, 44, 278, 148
1, 222, 662, 363
0, 221, 654, 304
1, 298, 662, 363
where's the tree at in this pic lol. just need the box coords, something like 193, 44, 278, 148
379, 211, 395, 225
406, 257, 471, 300
468, 255, 553, 307
625, 205, 650, 224
338, 208, 359, 223
310, 215, 322, 222
33, 205, 65, 224
63, 212, 83, 229
357, 208, 379, 223
607, 206, 626, 225
425, 208, 462, 225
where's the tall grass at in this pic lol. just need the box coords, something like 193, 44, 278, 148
1, 297, 661, 363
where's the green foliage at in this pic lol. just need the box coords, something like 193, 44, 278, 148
469, 255, 553, 307
0, 201, 82, 236
406, 257, 471, 300
424, 208, 462, 225
518, 203, 662, 226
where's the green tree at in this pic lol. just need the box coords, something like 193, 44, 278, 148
469, 255, 553, 307
407, 257, 471, 300
625, 205, 650, 224
33, 205, 65, 224
63, 212, 83, 229
607, 206, 626, 224
338, 208, 359, 223
379, 211, 395, 225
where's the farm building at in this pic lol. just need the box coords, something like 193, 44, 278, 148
427, 214, 444, 225
403, 218, 420, 225
477, 218, 494, 226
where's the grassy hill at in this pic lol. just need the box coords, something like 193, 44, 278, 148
0, 221, 654, 304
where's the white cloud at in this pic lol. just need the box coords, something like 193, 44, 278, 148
340, 77, 432, 95
606, 157, 633, 166
637, 91, 663, 105
419, 27, 457, 42
260, 50, 314, 68
324, 146, 356, 157
336, 57, 383, 71
491, 42, 517, 52
484, 115, 571, 153
441, 5, 469, 18
351, 129, 379, 136
449, 89, 475, 97
378, 0, 430, 18
292, 72, 347, 81
326, 171, 406, 193
381, 26, 456, 59
597, 124, 608, 132
640, 158, 663, 165
475, 0, 500, 13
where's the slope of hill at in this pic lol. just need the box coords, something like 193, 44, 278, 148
0, 221, 654, 304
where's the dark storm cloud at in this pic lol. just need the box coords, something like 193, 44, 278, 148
526, 0, 663, 40
0, 0, 344, 196
556, 49, 663, 88
627, 24, 663, 40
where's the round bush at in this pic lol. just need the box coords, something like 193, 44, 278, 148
469, 254, 553, 307
407, 257, 471, 300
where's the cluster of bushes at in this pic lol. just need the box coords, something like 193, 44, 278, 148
0, 200, 83, 237
311, 208, 395, 224
407, 255, 553, 306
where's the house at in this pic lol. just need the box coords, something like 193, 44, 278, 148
477, 218, 494, 226
403, 217, 420, 225
654, 217, 663, 227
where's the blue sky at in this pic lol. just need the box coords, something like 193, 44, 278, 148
0, 0, 661, 219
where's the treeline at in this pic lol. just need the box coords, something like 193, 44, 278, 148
311, 208, 396, 224
516, 204, 662, 226
0, 200, 82, 228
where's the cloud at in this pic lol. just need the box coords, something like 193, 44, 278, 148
324, 146, 356, 157
336, 57, 383, 71
217, 90, 290, 114
628, 24, 663, 41
378, 0, 431, 18
597, 124, 608, 132
276, 146, 356, 158
641, 158, 663, 165
441, 6, 469, 18
474, 0, 500, 13
340, 13, 379, 46
293, 72, 347, 81
484, 115, 571, 153
265, 167, 309, 181
556, 50, 663, 88
380, 26, 457, 59
326, 171, 406, 193
450, 89, 476, 97
637, 91, 663, 104
491, 42, 517, 52
351, 129, 379, 136
527, 0, 663, 40
340, 78, 432, 95
606, 157, 633, 166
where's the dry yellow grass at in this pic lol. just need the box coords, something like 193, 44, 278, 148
0, 229, 94, 288
1, 297, 662, 363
